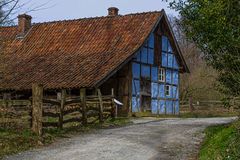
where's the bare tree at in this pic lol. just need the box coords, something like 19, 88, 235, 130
168, 15, 222, 102
0, 0, 53, 26
0, 0, 21, 25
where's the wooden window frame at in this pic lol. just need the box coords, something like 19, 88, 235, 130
158, 68, 165, 82
165, 85, 171, 96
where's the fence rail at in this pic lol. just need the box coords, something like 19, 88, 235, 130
0, 100, 31, 106
180, 99, 240, 108
180, 100, 224, 108
40, 92, 115, 128
0, 100, 32, 129
0, 85, 118, 136
180, 98, 240, 117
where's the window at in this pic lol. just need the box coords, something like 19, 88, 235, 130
158, 68, 165, 82
165, 85, 171, 96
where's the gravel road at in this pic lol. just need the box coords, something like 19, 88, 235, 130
4, 117, 237, 160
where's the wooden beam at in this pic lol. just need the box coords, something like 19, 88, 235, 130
43, 111, 59, 118
29, 108, 32, 128
32, 84, 43, 136
189, 97, 194, 112
80, 88, 87, 126
63, 107, 82, 116
0, 100, 31, 106
42, 99, 60, 106
42, 122, 59, 128
63, 118, 82, 124
97, 89, 104, 123
59, 89, 66, 129
111, 88, 116, 118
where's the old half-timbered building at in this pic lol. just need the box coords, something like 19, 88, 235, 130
0, 7, 189, 116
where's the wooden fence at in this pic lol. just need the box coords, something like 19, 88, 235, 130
180, 98, 240, 114
181, 99, 240, 108
0, 84, 117, 136
41, 94, 115, 128
0, 100, 32, 129
180, 100, 223, 107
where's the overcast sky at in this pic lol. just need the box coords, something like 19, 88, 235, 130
17, 0, 178, 23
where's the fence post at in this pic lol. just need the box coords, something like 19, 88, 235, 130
111, 88, 115, 118
97, 89, 104, 123
32, 84, 43, 136
80, 88, 87, 126
28, 104, 32, 128
3, 93, 8, 108
59, 89, 66, 129
189, 97, 194, 112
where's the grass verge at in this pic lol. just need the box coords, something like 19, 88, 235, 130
199, 119, 240, 160
179, 112, 238, 118
0, 128, 40, 159
0, 117, 131, 159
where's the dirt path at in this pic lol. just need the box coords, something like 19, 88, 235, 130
4, 117, 237, 160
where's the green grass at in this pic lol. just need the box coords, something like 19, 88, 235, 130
199, 119, 240, 160
132, 111, 180, 118
0, 117, 131, 159
0, 128, 40, 159
179, 112, 238, 118
131, 106, 239, 118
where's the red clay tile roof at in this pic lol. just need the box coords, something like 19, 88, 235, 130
1, 11, 163, 90
0, 26, 18, 40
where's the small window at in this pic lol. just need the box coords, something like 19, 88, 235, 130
158, 68, 165, 82
165, 85, 171, 96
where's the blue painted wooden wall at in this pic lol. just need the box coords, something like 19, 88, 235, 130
132, 33, 180, 115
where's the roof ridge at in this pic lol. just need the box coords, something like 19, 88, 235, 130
0, 25, 17, 28
0, 10, 163, 28
33, 10, 162, 26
